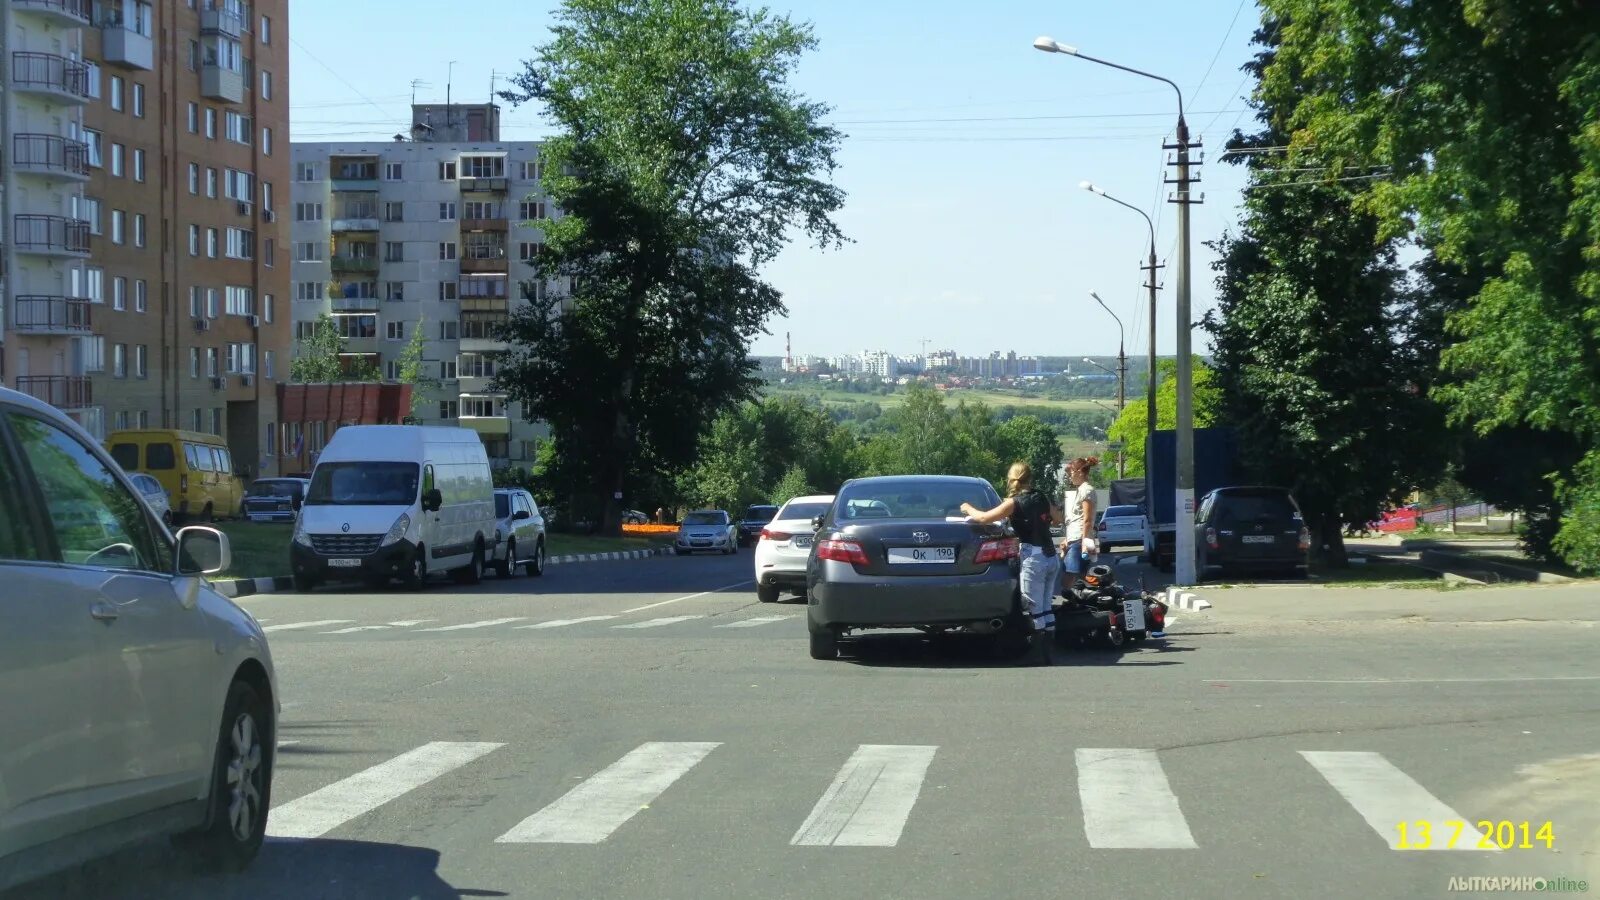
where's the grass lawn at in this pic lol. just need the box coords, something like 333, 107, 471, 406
547, 533, 672, 557
1308, 560, 1445, 586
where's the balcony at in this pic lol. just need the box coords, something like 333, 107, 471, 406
100, 21, 154, 70
199, 6, 244, 37
457, 375, 495, 394
331, 178, 378, 193
332, 208, 380, 232
461, 211, 508, 232
12, 0, 90, 27
12, 133, 90, 181
12, 52, 90, 103
330, 254, 379, 274
13, 214, 91, 257
460, 255, 508, 274
461, 177, 509, 194
15, 375, 93, 410
201, 63, 244, 103
12, 296, 93, 334
460, 414, 511, 437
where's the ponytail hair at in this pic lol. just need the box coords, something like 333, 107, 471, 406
1068, 456, 1100, 477
1005, 461, 1034, 497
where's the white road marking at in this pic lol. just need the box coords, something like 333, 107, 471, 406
612, 615, 702, 629
621, 580, 754, 614
495, 741, 720, 844
389, 619, 435, 627
277, 740, 299, 748
715, 615, 796, 628
791, 745, 937, 847
267, 741, 504, 839
516, 615, 620, 629
321, 619, 439, 634
1300, 751, 1494, 851
1075, 748, 1197, 849
1208, 676, 1600, 684
417, 618, 527, 632
261, 620, 353, 633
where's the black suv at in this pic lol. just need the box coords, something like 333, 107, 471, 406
1194, 486, 1309, 579
736, 504, 778, 546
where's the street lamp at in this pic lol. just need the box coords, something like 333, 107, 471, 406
1038, 35, 1200, 586
1082, 183, 1158, 489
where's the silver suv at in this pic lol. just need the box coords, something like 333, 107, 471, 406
0, 386, 279, 890
490, 487, 547, 577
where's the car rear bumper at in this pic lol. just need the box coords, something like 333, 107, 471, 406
809, 573, 1017, 629
291, 539, 417, 581
1209, 551, 1306, 570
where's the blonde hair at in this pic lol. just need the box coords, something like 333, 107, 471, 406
1005, 461, 1033, 497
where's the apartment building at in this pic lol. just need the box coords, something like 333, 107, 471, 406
1, 0, 290, 478
289, 103, 556, 468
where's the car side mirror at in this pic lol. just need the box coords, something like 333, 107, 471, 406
422, 488, 443, 512
176, 526, 231, 577
812, 514, 825, 532
513, 509, 529, 520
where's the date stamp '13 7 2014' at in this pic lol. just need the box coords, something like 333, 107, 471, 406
1397, 820, 1555, 851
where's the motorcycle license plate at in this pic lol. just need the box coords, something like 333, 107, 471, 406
1121, 599, 1146, 632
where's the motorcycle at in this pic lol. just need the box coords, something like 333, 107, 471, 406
1055, 563, 1168, 650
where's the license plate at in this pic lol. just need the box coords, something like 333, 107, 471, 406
329, 558, 361, 568
888, 547, 955, 564
1243, 535, 1275, 544
1121, 599, 1146, 632
793, 536, 812, 548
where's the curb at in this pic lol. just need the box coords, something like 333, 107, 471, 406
210, 547, 675, 598
1163, 587, 1212, 612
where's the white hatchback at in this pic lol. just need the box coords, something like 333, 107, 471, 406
1096, 503, 1151, 550
0, 386, 278, 891
753, 494, 836, 602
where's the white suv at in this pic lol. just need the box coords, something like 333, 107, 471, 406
0, 386, 278, 890
753, 494, 835, 602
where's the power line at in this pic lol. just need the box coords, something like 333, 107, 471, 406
1191, 0, 1251, 102
289, 36, 403, 124
831, 109, 1244, 126
1242, 173, 1391, 191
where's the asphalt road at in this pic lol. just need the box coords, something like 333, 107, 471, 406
12, 550, 1599, 900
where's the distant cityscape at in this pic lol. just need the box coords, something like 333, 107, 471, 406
754, 338, 1124, 384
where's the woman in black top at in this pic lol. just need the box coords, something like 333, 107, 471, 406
961, 461, 1063, 640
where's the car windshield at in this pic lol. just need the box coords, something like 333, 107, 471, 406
835, 480, 998, 520
683, 512, 726, 525
495, 494, 511, 518
305, 463, 419, 506
777, 501, 831, 522
1105, 505, 1142, 518
248, 480, 300, 498
743, 506, 777, 522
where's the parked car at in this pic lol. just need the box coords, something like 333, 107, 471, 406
1194, 486, 1310, 580
736, 504, 779, 546
129, 471, 175, 526
804, 475, 1029, 661
0, 385, 276, 891
1095, 503, 1149, 550
622, 509, 651, 526
491, 488, 548, 578
291, 426, 496, 591
106, 429, 244, 523
243, 477, 310, 524
674, 509, 736, 555
753, 495, 834, 602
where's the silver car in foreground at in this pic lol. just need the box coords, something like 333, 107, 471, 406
674, 509, 737, 555
490, 488, 547, 577
0, 386, 278, 891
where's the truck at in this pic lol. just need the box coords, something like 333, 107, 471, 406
1109, 427, 1238, 572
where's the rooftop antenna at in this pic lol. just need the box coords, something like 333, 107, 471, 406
409, 79, 431, 107
447, 61, 458, 131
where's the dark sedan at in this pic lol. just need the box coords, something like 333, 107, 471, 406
243, 477, 310, 523
736, 504, 778, 546
804, 475, 1029, 661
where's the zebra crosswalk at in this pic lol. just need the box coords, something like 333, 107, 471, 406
253, 612, 801, 637
265, 739, 1500, 853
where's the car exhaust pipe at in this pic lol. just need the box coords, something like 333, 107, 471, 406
989, 618, 1005, 632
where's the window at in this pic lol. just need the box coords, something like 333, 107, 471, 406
113, 343, 127, 378
383, 201, 404, 222
206, 168, 218, 198
295, 241, 323, 262
439, 360, 458, 380
86, 61, 102, 99
519, 242, 544, 262
206, 348, 219, 377
111, 210, 126, 245
79, 197, 103, 234
295, 282, 324, 301
384, 360, 402, 380
439, 321, 459, 340
385, 320, 405, 341
438, 400, 459, 419
439, 161, 458, 180
294, 321, 316, 340
189, 163, 200, 194
132, 82, 145, 117
226, 286, 253, 316
519, 201, 546, 221
189, 286, 201, 318
188, 224, 200, 256
205, 107, 217, 139
110, 76, 124, 111
385, 282, 405, 301
438, 242, 457, 261
384, 162, 403, 181
133, 149, 145, 182
134, 280, 147, 313
188, 39, 198, 72
459, 353, 496, 378
225, 110, 251, 144
113, 410, 131, 433
206, 288, 219, 318
211, 409, 222, 436
8, 412, 163, 572
260, 14, 271, 43
135, 345, 148, 379
260, 181, 273, 211
264, 350, 275, 380
190, 347, 200, 378
261, 127, 272, 156
384, 241, 404, 262
224, 168, 253, 200
462, 397, 502, 418
295, 162, 318, 182
187, 102, 199, 133
439, 282, 458, 301
110, 143, 125, 177
112, 277, 127, 311
138, 411, 149, 429
522, 160, 543, 180
134, 214, 146, 248
439, 202, 457, 222
206, 227, 219, 258
264, 239, 275, 267
191, 409, 202, 432
260, 69, 271, 100
295, 202, 324, 222
82, 267, 104, 304
462, 156, 505, 178
263, 294, 275, 323
84, 130, 103, 167
464, 201, 499, 220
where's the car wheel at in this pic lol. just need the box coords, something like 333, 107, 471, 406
176, 679, 271, 873
496, 539, 516, 578
292, 572, 318, 594
405, 547, 429, 591
455, 542, 485, 585
526, 539, 545, 577
757, 582, 780, 603
808, 626, 839, 660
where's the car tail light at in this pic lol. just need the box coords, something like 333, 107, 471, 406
816, 539, 868, 565
974, 537, 1019, 564
760, 528, 791, 542
1205, 527, 1219, 550
1298, 526, 1311, 552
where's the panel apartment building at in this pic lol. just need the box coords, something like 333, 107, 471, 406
1, 0, 290, 477
289, 102, 556, 468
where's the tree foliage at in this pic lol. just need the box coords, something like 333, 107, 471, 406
395, 316, 442, 418
1105, 358, 1221, 479
290, 313, 376, 383
494, 0, 845, 535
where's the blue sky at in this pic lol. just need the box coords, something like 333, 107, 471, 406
288, 0, 1263, 360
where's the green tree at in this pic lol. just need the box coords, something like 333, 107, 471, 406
495, 0, 846, 535
1104, 358, 1221, 479
859, 385, 997, 484
768, 464, 814, 507
993, 415, 1065, 499
396, 316, 443, 418
290, 313, 377, 383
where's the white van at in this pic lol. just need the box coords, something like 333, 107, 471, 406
290, 425, 496, 591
